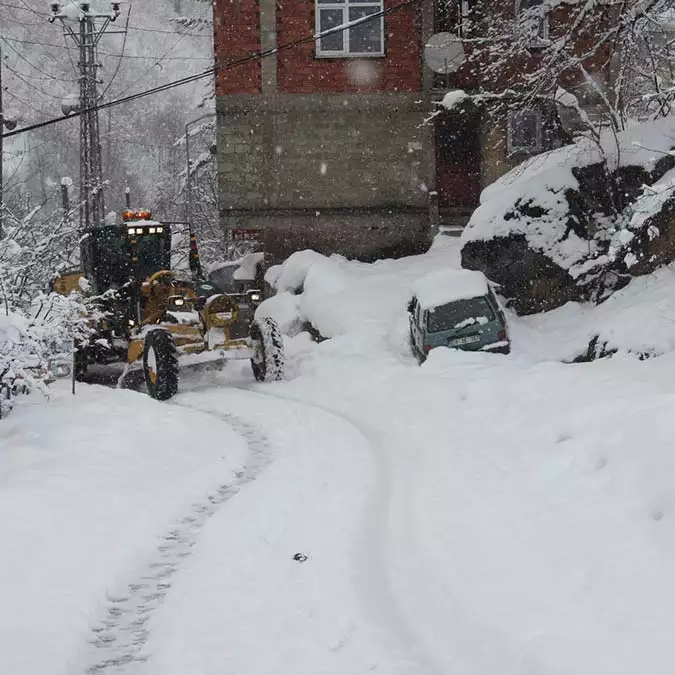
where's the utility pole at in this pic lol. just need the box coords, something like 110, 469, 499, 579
49, 1, 120, 232
0, 45, 17, 238
0, 43, 4, 239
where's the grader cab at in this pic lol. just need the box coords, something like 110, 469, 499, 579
53, 210, 284, 399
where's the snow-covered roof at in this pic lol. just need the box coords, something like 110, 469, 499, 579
413, 269, 489, 309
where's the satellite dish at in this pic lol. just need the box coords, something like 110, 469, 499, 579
424, 32, 466, 74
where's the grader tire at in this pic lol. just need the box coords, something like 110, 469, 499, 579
250, 317, 284, 383
143, 329, 179, 400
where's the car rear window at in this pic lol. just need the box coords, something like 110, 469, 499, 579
426, 296, 495, 333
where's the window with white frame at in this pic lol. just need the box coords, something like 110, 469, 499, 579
316, 0, 385, 57
507, 109, 543, 154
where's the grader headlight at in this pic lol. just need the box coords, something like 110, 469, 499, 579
167, 295, 188, 311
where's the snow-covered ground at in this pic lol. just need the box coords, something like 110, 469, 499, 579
4, 236, 675, 674
0, 386, 247, 675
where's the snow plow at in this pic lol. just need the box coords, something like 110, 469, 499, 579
50, 209, 284, 400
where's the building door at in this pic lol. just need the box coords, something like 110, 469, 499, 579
435, 108, 482, 208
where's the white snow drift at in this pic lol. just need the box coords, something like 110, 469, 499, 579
5, 235, 675, 675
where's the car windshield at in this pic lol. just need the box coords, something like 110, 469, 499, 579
426, 296, 495, 333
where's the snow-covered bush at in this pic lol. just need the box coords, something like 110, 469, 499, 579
0, 203, 79, 310
0, 310, 51, 418
0, 290, 102, 417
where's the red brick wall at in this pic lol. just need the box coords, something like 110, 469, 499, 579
213, 0, 260, 95
471, 1, 615, 92
277, 0, 423, 94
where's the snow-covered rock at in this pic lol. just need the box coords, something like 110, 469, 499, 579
462, 118, 675, 313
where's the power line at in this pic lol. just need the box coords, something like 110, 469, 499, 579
3, 61, 71, 99
5, 67, 214, 139
0, 3, 211, 36
100, 4, 131, 99
4, 86, 53, 117
0, 64, 77, 82
0, 0, 37, 12
125, 23, 210, 38
0, 35, 71, 85
114, 2, 212, 98
2, 0, 421, 140
1, 36, 212, 59
2, 36, 212, 59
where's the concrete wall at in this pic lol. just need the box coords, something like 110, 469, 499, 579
231, 207, 431, 263
217, 93, 429, 209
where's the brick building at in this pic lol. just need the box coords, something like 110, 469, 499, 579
212, 0, 616, 262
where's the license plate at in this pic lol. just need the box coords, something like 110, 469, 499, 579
448, 335, 480, 347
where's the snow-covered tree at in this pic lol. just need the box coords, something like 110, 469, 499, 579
450, 0, 674, 134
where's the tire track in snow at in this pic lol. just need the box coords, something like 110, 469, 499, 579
82, 410, 270, 675
220, 386, 445, 675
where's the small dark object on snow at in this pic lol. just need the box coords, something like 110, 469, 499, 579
293, 553, 308, 562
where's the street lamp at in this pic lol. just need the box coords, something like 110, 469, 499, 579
184, 112, 217, 231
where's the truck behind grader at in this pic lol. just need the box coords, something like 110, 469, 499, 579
51, 209, 284, 400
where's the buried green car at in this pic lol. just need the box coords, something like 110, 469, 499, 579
408, 269, 510, 361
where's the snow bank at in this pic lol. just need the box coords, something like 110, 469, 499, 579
261, 235, 675, 360
259, 237, 461, 346
0, 385, 247, 675
233, 251, 264, 281
265, 249, 327, 293
159, 240, 675, 673
254, 291, 303, 335
464, 143, 597, 270
514, 262, 675, 360
413, 268, 489, 309
8, 235, 675, 675
460, 118, 675, 314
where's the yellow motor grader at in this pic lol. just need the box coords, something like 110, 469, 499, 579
52, 209, 283, 400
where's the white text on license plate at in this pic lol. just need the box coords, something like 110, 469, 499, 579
449, 335, 480, 346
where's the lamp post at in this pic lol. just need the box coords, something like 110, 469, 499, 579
184, 112, 217, 231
